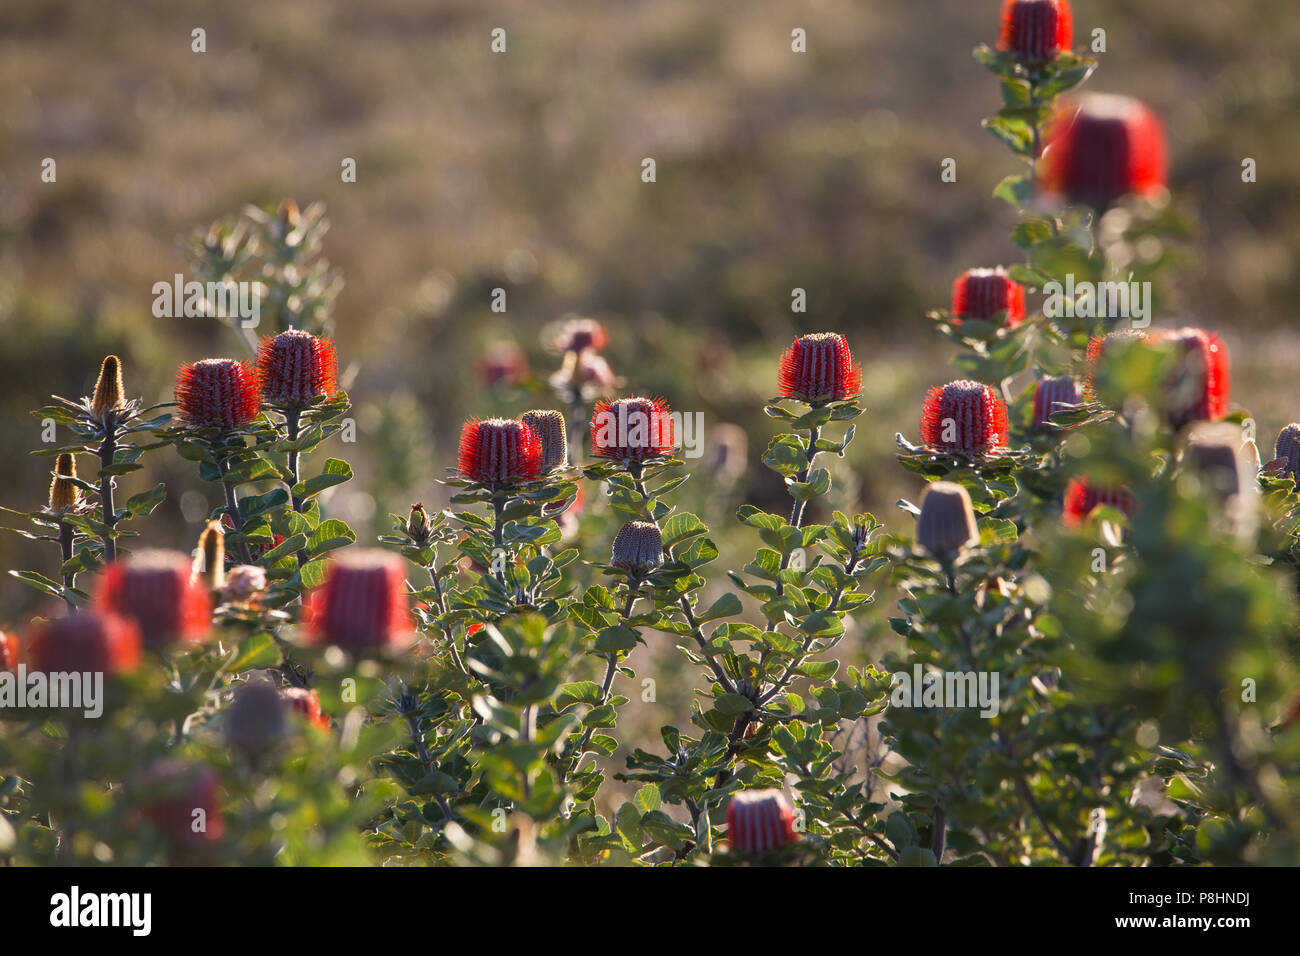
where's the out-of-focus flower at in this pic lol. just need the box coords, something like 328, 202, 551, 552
0, 632, 18, 672
915, 482, 979, 557
951, 268, 1025, 327
1162, 327, 1229, 428
1063, 477, 1137, 526
457, 418, 543, 483
1184, 422, 1257, 539
221, 564, 267, 605
175, 358, 261, 429
257, 329, 337, 407
283, 686, 330, 730
95, 549, 211, 651
139, 760, 224, 852
476, 341, 530, 387
304, 549, 414, 651
998, 0, 1073, 62
1032, 375, 1081, 429
27, 610, 141, 676
611, 521, 664, 573
591, 396, 675, 460
1041, 93, 1166, 209
920, 380, 1009, 456
550, 317, 607, 354
1273, 423, 1300, 480
192, 520, 225, 591
727, 789, 797, 854
520, 409, 569, 471
776, 333, 861, 404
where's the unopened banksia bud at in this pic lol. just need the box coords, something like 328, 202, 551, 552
175, 358, 261, 429
611, 521, 664, 573
727, 789, 797, 854
920, 380, 1009, 456
951, 268, 1025, 327
406, 503, 431, 546
48, 453, 80, 513
915, 482, 979, 557
1033, 376, 1081, 429
520, 409, 569, 471
458, 418, 543, 483
193, 520, 225, 591
1274, 423, 1300, 480
998, 0, 1073, 62
776, 333, 861, 404
92, 354, 126, 419
223, 677, 289, 757
256, 329, 337, 407
551, 317, 607, 354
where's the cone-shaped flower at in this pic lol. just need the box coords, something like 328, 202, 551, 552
0, 632, 18, 672
920, 380, 1009, 456
27, 609, 141, 676
1274, 423, 1300, 480
95, 549, 212, 651
1032, 375, 1081, 429
92, 354, 126, 419
458, 418, 543, 483
611, 520, 664, 573
727, 789, 797, 854
1041, 93, 1166, 208
915, 482, 979, 557
591, 397, 676, 460
776, 333, 861, 403
193, 520, 225, 591
49, 453, 80, 513
951, 268, 1025, 327
1063, 478, 1137, 526
1163, 327, 1229, 427
998, 0, 1073, 62
551, 317, 607, 354
222, 564, 267, 605
305, 549, 414, 651
520, 409, 569, 471
175, 358, 261, 429
256, 329, 337, 407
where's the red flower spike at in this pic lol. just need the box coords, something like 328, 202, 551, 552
727, 789, 797, 854
1163, 327, 1229, 427
591, 396, 676, 460
257, 329, 337, 407
920, 380, 1010, 456
776, 333, 861, 403
1032, 375, 1081, 429
283, 687, 330, 730
27, 610, 141, 676
952, 268, 1025, 327
0, 632, 18, 672
175, 358, 261, 429
457, 418, 544, 483
998, 0, 1073, 62
95, 550, 212, 652
305, 549, 414, 652
1063, 478, 1137, 526
1041, 93, 1166, 209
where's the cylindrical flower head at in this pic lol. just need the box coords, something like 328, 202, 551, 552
458, 418, 544, 483
727, 789, 797, 854
193, 520, 225, 591
221, 564, 267, 605
998, 0, 1073, 62
520, 409, 569, 471
1063, 478, 1137, 526
283, 686, 330, 730
223, 678, 289, 756
139, 760, 224, 851
1163, 327, 1229, 427
552, 317, 607, 354
920, 380, 1009, 456
49, 453, 80, 513
175, 358, 261, 429
0, 632, 18, 672
305, 549, 414, 651
591, 397, 676, 460
951, 268, 1026, 327
1032, 375, 1081, 429
257, 329, 337, 407
915, 482, 979, 557
1041, 93, 1166, 209
27, 610, 141, 676
95, 549, 212, 651
1274, 423, 1300, 480
776, 333, 862, 403
92, 354, 126, 419
611, 521, 665, 573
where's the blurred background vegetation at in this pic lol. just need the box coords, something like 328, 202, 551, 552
1, 0, 1297, 647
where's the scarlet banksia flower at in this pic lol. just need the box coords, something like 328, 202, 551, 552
951, 268, 1026, 327
611, 520, 664, 573
175, 358, 261, 429
1163, 327, 1229, 427
552, 317, 607, 354
457, 417, 543, 483
48, 452, 80, 513
998, 0, 1073, 62
1274, 423, 1300, 480
915, 482, 979, 557
776, 333, 861, 403
1032, 375, 1081, 429
920, 380, 1009, 456
727, 789, 797, 854
256, 329, 337, 407
193, 520, 225, 591
1062, 478, 1137, 526
221, 564, 267, 605
27, 610, 141, 676
520, 409, 569, 471
283, 686, 330, 730
139, 760, 224, 850
305, 549, 413, 651
591, 396, 676, 460
1041, 93, 1166, 209
0, 632, 18, 672
91, 354, 126, 419
95, 549, 212, 651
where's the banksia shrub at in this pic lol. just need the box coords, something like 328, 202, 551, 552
520, 409, 569, 471
175, 358, 261, 429
95, 550, 212, 651
1033, 375, 1081, 428
1163, 327, 1229, 427
776, 332, 861, 403
91, 354, 126, 419
1041, 93, 1166, 208
305, 549, 413, 651
457, 418, 543, 483
257, 329, 337, 407
611, 520, 664, 573
951, 268, 1025, 327
915, 482, 979, 557
1063, 478, 1137, 526
726, 789, 797, 854
998, 0, 1073, 62
591, 396, 675, 460
1274, 423, 1300, 479
920, 380, 1009, 456
48, 452, 80, 513
27, 610, 141, 676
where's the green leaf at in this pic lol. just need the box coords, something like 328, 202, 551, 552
293, 458, 353, 500
227, 632, 282, 671
661, 512, 708, 550
124, 483, 167, 517
993, 174, 1034, 207
307, 518, 355, 557
633, 784, 662, 815
696, 592, 743, 623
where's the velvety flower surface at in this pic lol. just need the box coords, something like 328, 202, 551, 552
1274, 423, 1300, 480
92, 354, 126, 419
915, 481, 979, 557
458, 418, 543, 483
257, 329, 337, 407
27, 610, 141, 676
1032, 375, 1082, 429
175, 358, 261, 429
49, 452, 80, 513
727, 789, 797, 854
1041, 93, 1166, 208
305, 549, 414, 651
998, 0, 1073, 61
951, 268, 1025, 327
591, 397, 676, 460
520, 409, 569, 471
776, 333, 861, 403
611, 520, 665, 572
95, 549, 212, 651
920, 380, 1009, 455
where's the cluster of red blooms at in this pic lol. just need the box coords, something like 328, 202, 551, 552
1086, 327, 1229, 427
